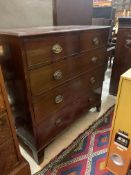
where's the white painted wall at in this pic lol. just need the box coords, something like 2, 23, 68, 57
0, 0, 53, 29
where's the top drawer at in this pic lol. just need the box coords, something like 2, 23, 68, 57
80, 29, 109, 52
29, 48, 106, 96
24, 33, 79, 68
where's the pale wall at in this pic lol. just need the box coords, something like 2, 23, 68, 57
0, 0, 53, 29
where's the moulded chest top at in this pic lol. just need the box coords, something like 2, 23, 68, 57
0, 25, 110, 37
119, 17, 131, 28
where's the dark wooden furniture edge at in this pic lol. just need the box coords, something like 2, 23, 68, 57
0, 67, 31, 175
119, 17, 131, 27
10, 158, 31, 175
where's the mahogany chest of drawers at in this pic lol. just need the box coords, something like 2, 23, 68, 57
0, 67, 31, 175
0, 26, 110, 163
110, 17, 131, 96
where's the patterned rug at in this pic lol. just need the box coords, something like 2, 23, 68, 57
35, 106, 115, 175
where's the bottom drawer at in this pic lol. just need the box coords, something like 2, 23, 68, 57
36, 91, 101, 149
0, 139, 18, 175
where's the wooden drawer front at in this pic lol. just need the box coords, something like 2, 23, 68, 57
29, 48, 106, 96
33, 67, 104, 124
0, 139, 18, 175
0, 113, 12, 145
80, 29, 109, 52
0, 88, 5, 112
36, 98, 89, 149
36, 90, 101, 149
25, 33, 79, 68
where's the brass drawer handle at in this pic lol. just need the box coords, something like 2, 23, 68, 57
88, 97, 93, 103
52, 44, 63, 54
90, 77, 96, 84
91, 57, 98, 63
125, 39, 131, 51
0, 45, 4, 56
92, 37, 99, 46
55, 95, 64, 104
55, 118, 63, 127
53, 70, 63, 80
0, 105, 5, 111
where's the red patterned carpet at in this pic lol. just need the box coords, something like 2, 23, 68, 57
35, 107, 114, 175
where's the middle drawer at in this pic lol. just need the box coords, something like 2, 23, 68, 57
29, 48, 106, 96
32, 67, 104, 124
